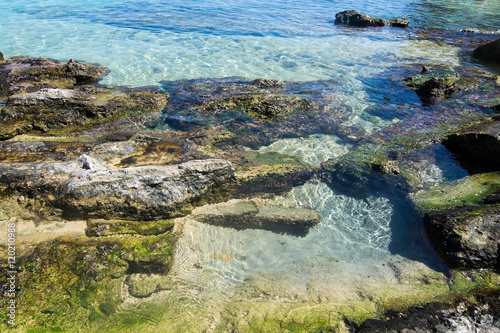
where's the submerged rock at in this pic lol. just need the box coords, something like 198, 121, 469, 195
405, 68, 461, 104
334, 10, 409, 28
424, 205, 500, 271
443, 117, 500, 173
473, 38, 500, 64
190, 199, 321, 234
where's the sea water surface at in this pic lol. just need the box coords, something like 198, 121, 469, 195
1, 0, 500, 326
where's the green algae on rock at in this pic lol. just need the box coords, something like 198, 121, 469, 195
0, 230, 177, 331
424, 205, 500, 271
411, 172, 500, 213
0, 56, 169, 140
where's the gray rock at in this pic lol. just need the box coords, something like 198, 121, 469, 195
0, 156, 235, 220
191, 199, 321, 234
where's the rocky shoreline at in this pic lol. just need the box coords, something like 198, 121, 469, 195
1, 12, 500, 331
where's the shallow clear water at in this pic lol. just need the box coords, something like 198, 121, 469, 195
1, 0, 499, 322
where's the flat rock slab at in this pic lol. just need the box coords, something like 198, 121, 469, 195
191, 199, 321, 234
0, 155, 235, 220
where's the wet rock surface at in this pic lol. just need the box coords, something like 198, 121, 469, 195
405, 67, 461, 104
443, 117, 500, 174
335, 10, 410, 28
190, 199, 321, 234
424, 205, 500, 271
0, 56, 109, 97
357, 289, 500, 333
159, 77, 343, 148
0, 46, 499, 331
0, 56, 169, 139
473, 38, 500, 64
0, 155, 235, 220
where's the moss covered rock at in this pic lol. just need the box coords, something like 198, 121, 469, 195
424, 205, 500, 271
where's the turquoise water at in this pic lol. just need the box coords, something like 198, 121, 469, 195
2, 0, 499, 87
1, 0, 500, 324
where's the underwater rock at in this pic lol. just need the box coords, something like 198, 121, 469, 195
0, 51, 3, 61
334, 10, 409, 28
190, 199, 321, 234
443, 118, 500, 173
473, 38, 500, 64
424, 205, 500, 271
405, 68, 461, 104
0, 155, 235, 220
372, 160, 401, 175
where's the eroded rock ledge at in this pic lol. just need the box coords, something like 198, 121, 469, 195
0, 56, 169, 139
0, 155, 235, 220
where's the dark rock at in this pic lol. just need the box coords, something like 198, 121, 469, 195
372, 160, 401, 175
483, 193, 500, 205
473, 38, 500, 64
443, 118, 500, 173
389, 18, 411, 28
357, 289, 500, 333
191, 199, 321, 235
334, 10, 409, 28
405, 69, 461, 104
335, 10, 385, 27
424, 205, 500, 271
0, 51, 3, 61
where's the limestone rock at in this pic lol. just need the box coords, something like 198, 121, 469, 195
0, 56, 109, 97
58, 158, 235, 220
0, 87, 169, 139
424, 205, 500, 271
191, 199, 321, 234
0, 156, 235, 220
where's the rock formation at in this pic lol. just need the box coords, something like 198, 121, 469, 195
334, 10, 410, 28
473, 38, 500, 64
